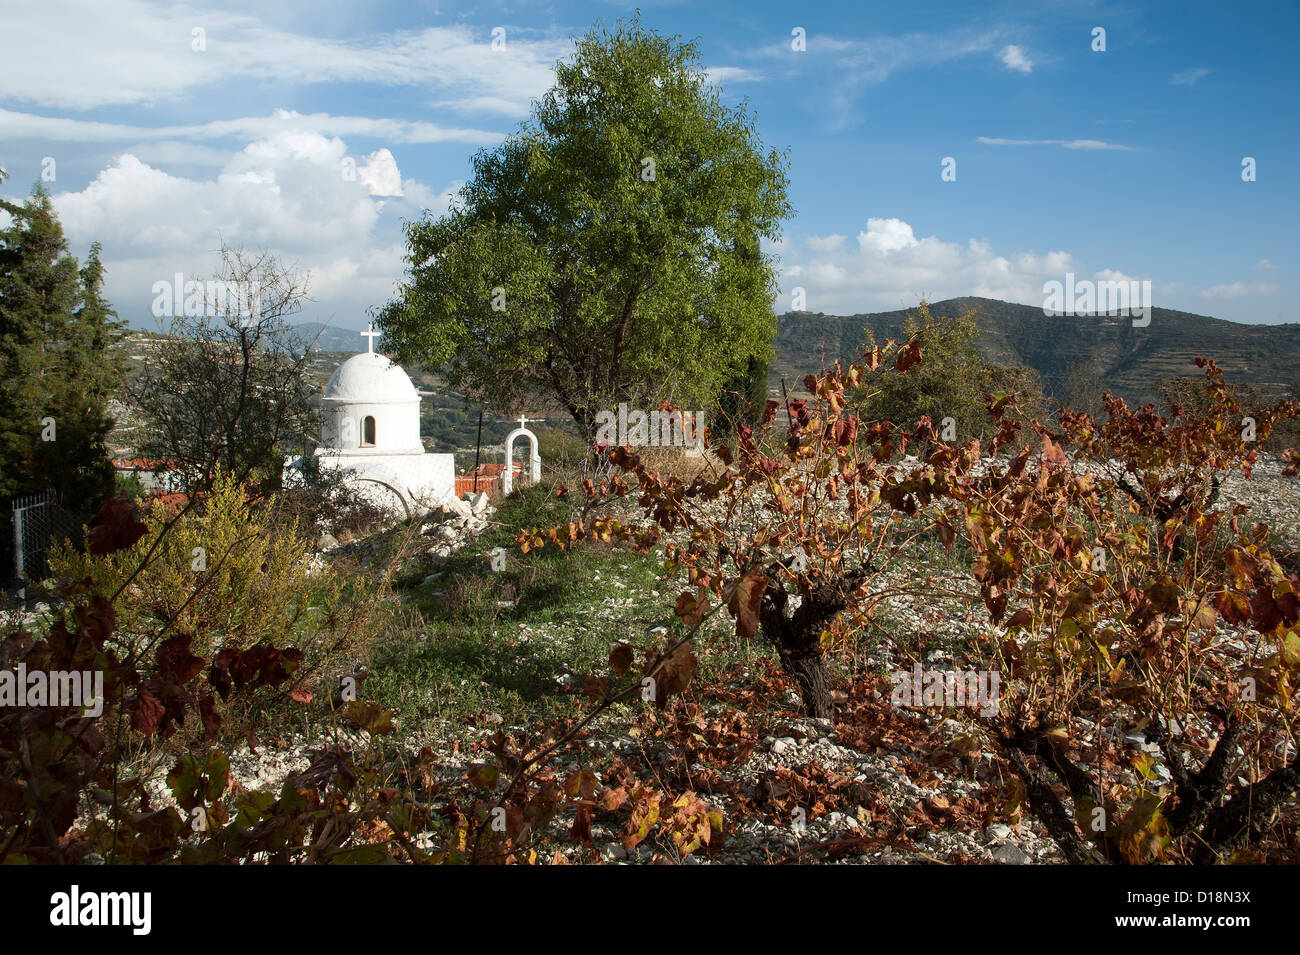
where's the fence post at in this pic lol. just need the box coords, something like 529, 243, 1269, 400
473, 409, 483, 494
12, 498, 24, 592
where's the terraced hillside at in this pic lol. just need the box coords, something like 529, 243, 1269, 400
773, 297, 1300, 405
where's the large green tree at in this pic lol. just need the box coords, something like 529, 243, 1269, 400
376, 18, 791, 441
0, 183, 122, 511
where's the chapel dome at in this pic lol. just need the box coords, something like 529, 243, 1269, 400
323, 352, 420, 404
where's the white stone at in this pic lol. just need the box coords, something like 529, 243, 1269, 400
985, 823, 1013, 843
990, 843, 1031, 865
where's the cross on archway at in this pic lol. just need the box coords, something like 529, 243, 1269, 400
502, 414, 543, 495
361, 323, 381, 354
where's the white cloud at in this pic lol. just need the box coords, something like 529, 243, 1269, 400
1255, 259, 1276, 271
48, 131, 457, 328
757, 27, 1008, 130
857, 217, 917, 254
357, 149, 402, 197
977, 136, 1135, 151
0, 108, 504, 147
998, 45, 1033, 73
702, 66, 761, 85
1171, 67, 1211, 86
781, 28, 1005, 81
776, 217, 1151, 315
0, 0, 570, 114
804, 234, 847, 254
1199, 281, 1278, 300
117, 141, 233, 167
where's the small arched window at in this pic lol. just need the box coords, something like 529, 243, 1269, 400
361, 415, 376, 447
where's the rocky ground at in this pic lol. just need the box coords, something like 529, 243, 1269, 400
56, 450, 1300, 863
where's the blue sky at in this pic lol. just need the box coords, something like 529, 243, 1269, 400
1, 0, 1295, 330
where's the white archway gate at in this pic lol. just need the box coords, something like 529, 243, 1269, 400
501, 415, 541, 495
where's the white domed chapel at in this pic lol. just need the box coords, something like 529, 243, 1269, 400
287, 325, 455, 517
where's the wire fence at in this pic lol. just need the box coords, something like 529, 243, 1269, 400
10, 489, 83, 594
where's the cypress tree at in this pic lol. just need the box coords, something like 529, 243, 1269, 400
0, 183, 122, 518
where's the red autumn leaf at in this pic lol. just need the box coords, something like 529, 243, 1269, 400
1041, 435, 1068, 470
1004, 608, 1033, 631
85, 494, 148, 555
655, 643, 698, 708
156, 634, 204, 684
571, 804, 593, 845
987, 391, 1015, 420
467, 764, 499, 789
674, 589, 709, 627
1145, 577, 1182, 615
199, 693, 222, 739
895, 340, 922, 373
838, 414, 858, 447
609, 642, 634, 676
73, 596, 116, 647
601, 786, 630, 811
132, 689, 166, 735
727, 569, 768, 641
583, 675, 607, 701
1213, 589, 1251, 625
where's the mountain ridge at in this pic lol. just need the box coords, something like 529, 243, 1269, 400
772, 297, 1300, 406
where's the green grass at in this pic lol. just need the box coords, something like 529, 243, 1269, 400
347, 484, 989, 742
367, 486, 700, 733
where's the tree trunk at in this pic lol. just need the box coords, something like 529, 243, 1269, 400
777, 638, 834, 720
759, 574, 836, 720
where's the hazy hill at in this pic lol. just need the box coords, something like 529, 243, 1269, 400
289, 321, 366, 353
773, 297, 1300, 406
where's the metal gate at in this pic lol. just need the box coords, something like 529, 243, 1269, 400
11, 489, 80, 592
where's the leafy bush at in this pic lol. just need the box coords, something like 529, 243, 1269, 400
537, 426, 590, 481
113, 469, 148, 502
852, 303, 1045, 448
275, 455, 393, 544
49, 472, 341, 658
4, 489, 718, 864
530, 336, 1300, 863
526, 328, 968, 719
960, 359, 1300, 862
1159, 374, 1300, 455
